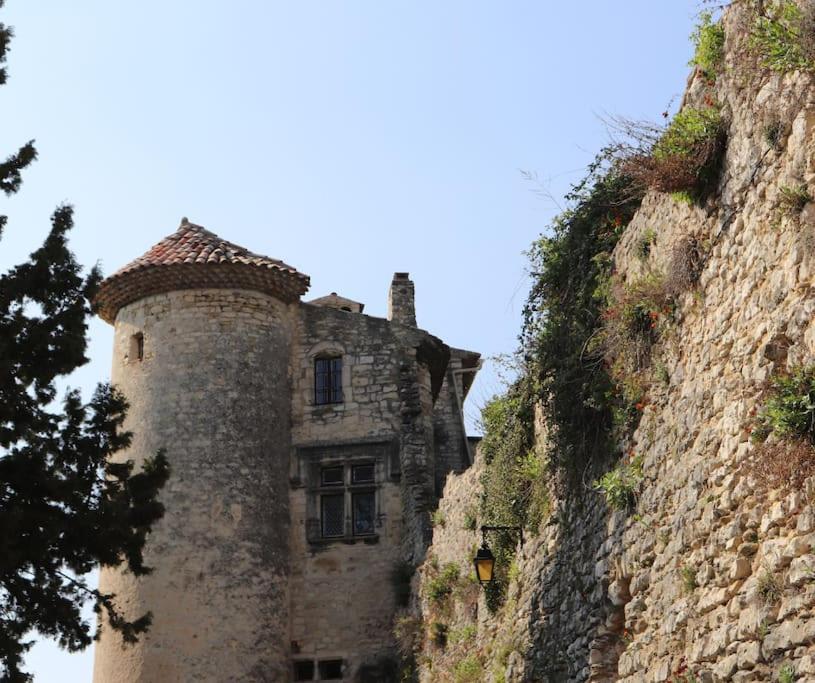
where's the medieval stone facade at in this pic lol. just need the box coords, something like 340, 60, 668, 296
91, 221, 479, 682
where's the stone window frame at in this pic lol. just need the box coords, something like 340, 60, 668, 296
126, 331, 144, 363
293, 439, 400, 546
316, 461, 376, 540
304, 342, 352, 410
292, 657, 345, 681
314, 356, 343, 405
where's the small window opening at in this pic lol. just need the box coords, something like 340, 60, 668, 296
321, 466, 344, 486
129, 333, 144, 362
314, 357, 342, 405
318, 659, 344, 680
351, 464, 374, 484
293, 660, 315, 681
340, 306, 352, 312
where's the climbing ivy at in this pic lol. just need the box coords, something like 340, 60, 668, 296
522, 152, 645, 478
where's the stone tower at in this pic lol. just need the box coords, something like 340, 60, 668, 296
92, 219, 310, 682
92, 218, 480, 682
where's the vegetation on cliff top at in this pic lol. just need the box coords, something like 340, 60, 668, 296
751, 0, 815, 72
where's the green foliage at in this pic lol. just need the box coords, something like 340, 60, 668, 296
757, 568, 783, 605
453, 655, 483, 683
653, 106, 723, 160
690, 11, 726, 78
680, 565, 698, 593
751, 0, 815, 72
778, 662, 797, 683
431, 509, 446, 528
778, 183, 811, 217
594, 455, 643, 510
462, 506, 478, 531
523, 153, 645, 476
601, 272, 674, 433
479, 384, 549, 609
0, 8, 169, 678
671, 190, 695, 206
619, 105, 725, 198
752, 365, 815, 444
448, 624, 476, 645
507, 559, 520, 584
426, 563, 461, 604
637, 228, 657, 259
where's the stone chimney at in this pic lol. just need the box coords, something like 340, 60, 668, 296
387, 272, 416, 327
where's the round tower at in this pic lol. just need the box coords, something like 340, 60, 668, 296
92, 219, 310, 682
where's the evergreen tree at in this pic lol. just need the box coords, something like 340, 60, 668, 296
0, 4, 169, 680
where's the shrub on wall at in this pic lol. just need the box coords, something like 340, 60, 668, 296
621, 106, 726, 198
600, 272, 675, 434
594, 454, 643, 510
690, 11, 726, 79
523, 154, 644, 477
426, 562, 461, 604
453, 655, 483, 683
666, 235, 707, 296
748, 365, 815, 490
478, 383, 542, 609
777, 183, 812, 218
751, 0, 815, 72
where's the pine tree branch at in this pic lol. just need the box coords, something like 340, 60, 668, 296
0, 142, 37, 196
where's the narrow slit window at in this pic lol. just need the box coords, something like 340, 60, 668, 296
129, 333, 144, 361
314, 357, 342, 405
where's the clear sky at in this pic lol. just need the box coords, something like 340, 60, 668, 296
2, 1, 702, 679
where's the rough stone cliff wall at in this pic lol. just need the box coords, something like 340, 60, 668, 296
416, 5, 815, 682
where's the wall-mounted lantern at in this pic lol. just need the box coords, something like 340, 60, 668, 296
472, 525, 523, 588
473, 543, 496, 585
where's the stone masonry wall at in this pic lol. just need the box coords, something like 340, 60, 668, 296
418, 5, 815, 681
288, 303, 448, 680
288, 304, 409, 679
94, 289, 294, 683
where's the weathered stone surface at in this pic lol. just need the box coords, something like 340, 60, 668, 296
93, 242, 478, 682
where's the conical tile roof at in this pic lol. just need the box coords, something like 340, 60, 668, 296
94, 218, 310, 323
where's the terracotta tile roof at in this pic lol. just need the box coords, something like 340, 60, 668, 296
94, 218, 310, 323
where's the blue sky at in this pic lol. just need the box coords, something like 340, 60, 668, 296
2, 1, 702, 679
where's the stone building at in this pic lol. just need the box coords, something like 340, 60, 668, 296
91, 219, 480, 682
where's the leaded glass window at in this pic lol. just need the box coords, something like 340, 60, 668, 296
314, 357, 343, 405
352, 492, 375, 536
321, 494, 344, 537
